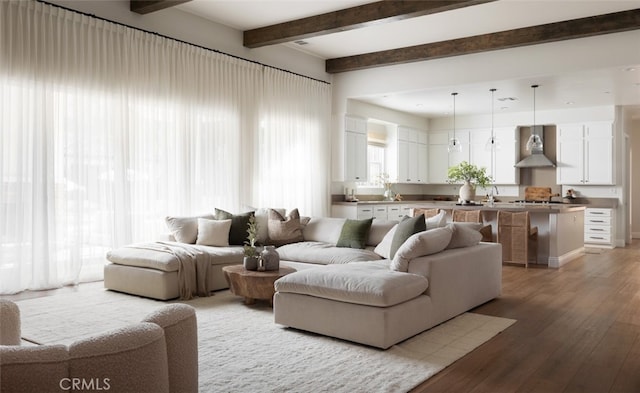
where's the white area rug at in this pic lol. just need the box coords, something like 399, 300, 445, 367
16, 288, 515, 393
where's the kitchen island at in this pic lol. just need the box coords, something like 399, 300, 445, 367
332, 201, 586, 268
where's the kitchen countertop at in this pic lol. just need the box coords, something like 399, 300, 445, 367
333, 200, 591, 213
333, 197, 618, 210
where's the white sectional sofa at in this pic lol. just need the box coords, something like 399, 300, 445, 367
104, 210, 502, 348
103, 215, 394, 300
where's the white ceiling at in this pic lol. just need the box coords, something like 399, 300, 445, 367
176, 0, 640, 119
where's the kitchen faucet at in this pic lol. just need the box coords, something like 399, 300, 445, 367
488, 185, 499, 206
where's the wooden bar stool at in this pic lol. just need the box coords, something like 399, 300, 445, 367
497, 211, 538, 268
411, 208, 440, 218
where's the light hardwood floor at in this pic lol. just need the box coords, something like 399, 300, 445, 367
3, 241, 640, 392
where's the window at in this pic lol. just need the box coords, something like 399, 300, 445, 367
364, 142, 386, 186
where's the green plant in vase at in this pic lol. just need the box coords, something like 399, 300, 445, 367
447, 161, 492, 203
243, 215, 259, 270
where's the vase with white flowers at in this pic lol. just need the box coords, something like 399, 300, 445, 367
446, 161, 492, 204
377, 173, 395, 201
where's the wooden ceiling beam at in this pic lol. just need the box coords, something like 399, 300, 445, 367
130, 0, 191, 15
243, 0, 495, 48
326, 8, 640, 73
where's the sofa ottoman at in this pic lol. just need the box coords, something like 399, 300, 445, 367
104, 243, 244, 300
273, 261, 435, 349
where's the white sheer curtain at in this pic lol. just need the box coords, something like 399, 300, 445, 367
253, 68, 331, 217
0, 1, 330, 294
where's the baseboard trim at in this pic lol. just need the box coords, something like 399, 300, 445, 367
632, 232, 640, 239
548, 247, 585, 269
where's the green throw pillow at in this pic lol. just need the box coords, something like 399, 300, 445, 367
390, 214, 426, 259
214, 208, 255, 246
336, 218, 373, 249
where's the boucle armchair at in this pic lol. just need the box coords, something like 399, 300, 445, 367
0, 299, 198, 393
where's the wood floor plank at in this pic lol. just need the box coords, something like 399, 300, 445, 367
412, 240, 640, 393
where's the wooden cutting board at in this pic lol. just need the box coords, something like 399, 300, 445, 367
524, 186, 552, 201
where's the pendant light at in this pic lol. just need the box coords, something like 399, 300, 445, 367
447, 92, 462, 153
485, 88, 501, 151
525, 84, 543, 151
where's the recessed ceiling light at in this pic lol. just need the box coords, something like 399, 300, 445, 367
416, 103, 423, 107
624, 67, 636, 72
604, 91, 611, 94
497, 97, 518, 102
294, 40, 309, 46
500, 106, 509, 110
565, 101, 574, 105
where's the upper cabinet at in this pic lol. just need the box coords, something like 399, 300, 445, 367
469, 127, 520, 185
344, 115, 368, 182
427, 130, 469, 183
388, 126, 428, 184
556, 122, 614, 185
428, 127, 519, 184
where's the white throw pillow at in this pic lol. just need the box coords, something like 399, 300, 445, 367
195, 218, 232, 247
373, 224, 398, 259
445, 223, 483, 249
390, 226, 454, 272
165, 214, 215, 244
425, 210, 447, 230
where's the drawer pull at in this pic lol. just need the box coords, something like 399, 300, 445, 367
590, 220, 605, 223
591, 228, 605, 231
591, 212, 605, 215
591, 237, 605, 240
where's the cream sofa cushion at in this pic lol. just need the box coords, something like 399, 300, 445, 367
165, 214, 214, 244
106, 243, 244, 272
446, 223, 483, 249
275, 262, 428, 307
195, 218, 231, 247
366, 219, 398, 246
426, 210, 447, 229
302, 217, 346, 244
390, 226, 453, 272
277, 241, 381, 265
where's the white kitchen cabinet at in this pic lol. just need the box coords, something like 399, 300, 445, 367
469, 127, 519, 184
557, 122, 614, 185
331, 203, 398, 220
357, 205, 374, 219
389, 126, 428, 184
387, 205, 403, 220
584, 208, 615, 248
344, 115, 368, 182
427, 130, 471, 184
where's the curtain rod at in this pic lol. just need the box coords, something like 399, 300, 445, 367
37, 0, 331, 85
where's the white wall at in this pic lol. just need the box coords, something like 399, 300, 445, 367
46, 0, 329, 82
630, 116, 640, 239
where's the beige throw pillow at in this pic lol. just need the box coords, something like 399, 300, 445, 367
445, 223, 483, 249
267, 208, 304, 246
390, 226, 454, 272
195, 218, 232, 246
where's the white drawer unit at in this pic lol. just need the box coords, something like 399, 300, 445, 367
584, 208, 615, 248
373, 206, 388, 220
357, 205, 374, 220
387, 205, 403, 221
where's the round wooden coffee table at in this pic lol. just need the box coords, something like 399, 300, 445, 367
222, 265, 296, 305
